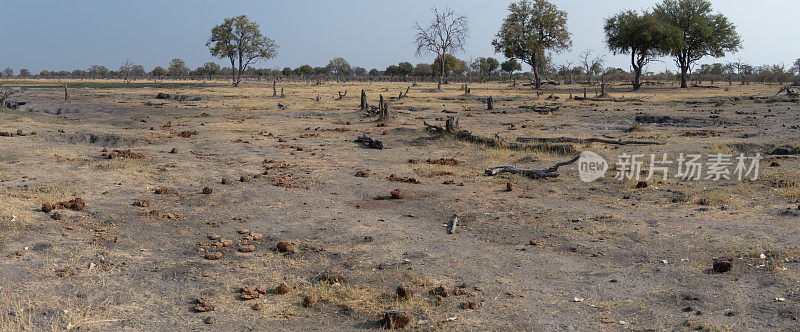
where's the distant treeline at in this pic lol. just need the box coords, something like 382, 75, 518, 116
4, 57, 798, 85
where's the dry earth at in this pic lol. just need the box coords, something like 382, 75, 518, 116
1, 79, 799, 331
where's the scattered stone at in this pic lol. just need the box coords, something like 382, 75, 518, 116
207, 234, 220, 240
41, 203, 53, 213
238, 245, 255, 253
388, 174, 420, 184
236, 228, 250, 234
194, 298, 214, 312
431, 285, 450, 297
204, 252, 223, 260
713, 258, 732, 273
275, 282, 290, 294
240, 175, 251, 182
51, 212, 63, 220
107, 149, 146, 159
396, 284, 413, 299
238, 286, 261, 300
203, 316, 216, 324
251, 233, 263, 241
460, 301, 484, 310
169, 148, 178, 154
317, 271, 344, 284
202, 187, 213, 194
635, 181, 648, 189
355, 170, 370, 177
154, 187, 179, 195
252, 303, 264, 310
382, 310, 412, 329
302, 295, 318, 308
133, 200, 151, 207
390, 189, 404, 199
221, 178, 232, 185
276, 241, 294, 253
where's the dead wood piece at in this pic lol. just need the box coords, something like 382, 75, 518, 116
447, 215, 458, 234
518, 105, 560, 113
516, 136, 662, 146
355, 135, 384, 150
423, 117, 574, 154
485, 155, 580, 179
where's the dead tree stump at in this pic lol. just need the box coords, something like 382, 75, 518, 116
487, 96, 493, 110
64, 85, 69, 101
280, 87, 284, 98
360, 89, 367, 110
272, 80, 277, 97
378, 94, 389, 120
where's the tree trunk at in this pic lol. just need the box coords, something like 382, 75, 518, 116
680, 65, 688, 88
360, 89, 367, 110
531, 55, 541, 90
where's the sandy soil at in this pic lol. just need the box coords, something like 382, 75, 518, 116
0, 79, 799, 331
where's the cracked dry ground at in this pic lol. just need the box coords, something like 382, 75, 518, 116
1, 82, 799, 330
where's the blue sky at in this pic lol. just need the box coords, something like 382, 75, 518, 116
0, 0, 796, 74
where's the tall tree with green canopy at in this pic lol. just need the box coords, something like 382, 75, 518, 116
207, 15, 278, 86
493, 0, 572, 89
604, 10, 668, 90
653, 0, 741, 88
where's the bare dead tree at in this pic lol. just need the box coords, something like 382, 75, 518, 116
580, 50, 605, 85
414, 7, 469, 90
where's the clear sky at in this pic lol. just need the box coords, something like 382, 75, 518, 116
0, 0, 796, 74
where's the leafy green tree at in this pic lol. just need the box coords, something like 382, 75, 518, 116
87, 65, 109, 78
414, 7, 469, 89
327, 57, 351, 79
282, 67, 292, 77
413, 63, 432, 78
493, 0, 571, 89
151, 66, 167, 78
653, 0, 741, 88
368, 69, 380, 76
501, 59, 522, 76
167, 58, 188, 77
202, 62, 220, 80
432, 54, 466, 80
294, 65, 312, 77
354, 67, 367, 76
18, 69, 30, 77
397, 62, 414, 79
207, 15, 278, 86
604, 10, 668, 90
2, 68, 12, 78
793, 58, 800, 77
385, 65, 399, 77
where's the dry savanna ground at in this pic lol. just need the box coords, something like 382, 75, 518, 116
1, 78, 799, 331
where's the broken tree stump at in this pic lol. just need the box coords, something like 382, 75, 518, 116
360, 89, 367, 110
378, 94, 389, 121
273, 80, 277, 97
64, 85, 69, 101
487, 96, 493, 110
280, 87, 284, 98
355, 135, 384, 150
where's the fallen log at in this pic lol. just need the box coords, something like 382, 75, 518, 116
518, 105, 560, 113
423, 117, 575, 154
516, 136, 662, 146
355, 135, 383, 150
485, 155, 580, 179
